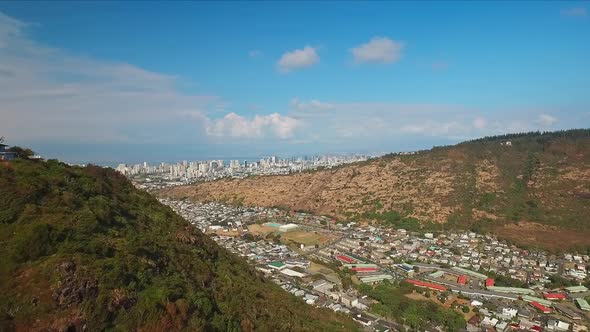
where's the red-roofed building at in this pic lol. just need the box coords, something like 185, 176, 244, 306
457, 275, 467, 285
336, 255, 354, 263
406, 279, 447, 292
543, 293, 566, 300
530, 301, 552, 314
530, 325, 542, 332
509, 323, 520, 330
485, 278, 495, 287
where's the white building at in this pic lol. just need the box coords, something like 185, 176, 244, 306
279, 223, 298, 232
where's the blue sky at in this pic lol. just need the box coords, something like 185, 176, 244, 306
0, 2, 589, 164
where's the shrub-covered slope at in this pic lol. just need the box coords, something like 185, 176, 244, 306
0, 159, 357, 331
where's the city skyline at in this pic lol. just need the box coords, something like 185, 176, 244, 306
0, 2, 589, 163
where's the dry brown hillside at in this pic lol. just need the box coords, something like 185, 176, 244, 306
160, 130, 590, 251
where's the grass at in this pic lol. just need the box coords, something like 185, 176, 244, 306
281, 231, 332, 246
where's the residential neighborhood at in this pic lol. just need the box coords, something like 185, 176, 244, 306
160, 197, 590, 331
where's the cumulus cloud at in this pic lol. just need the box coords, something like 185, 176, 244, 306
206, 112, 301, 139
535, 114, 557, 127
277, 46, 319, 72
561, 7, 587, 17
350, 37, 404, 64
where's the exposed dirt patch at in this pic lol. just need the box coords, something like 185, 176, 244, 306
281, 231, 334, 247
476, 160, 501, 192
494, 222, 590, 252
247, 224, 278, 236
161, 156, 460, 224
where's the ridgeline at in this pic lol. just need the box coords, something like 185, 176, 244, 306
0, 159, 357, 331
161, 129, 590, 252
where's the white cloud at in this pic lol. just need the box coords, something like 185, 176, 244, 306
0, 12, 303, 145
0, 12, 23, 47
0, 11, 580, 157
287, 99, 576, 144
561, 7, 587, 17
206, 112, 301, 139
277, 46, 319, 72
350, 37, 404, 64
0, 12, 228, 144
473, 117, 487, 129
535, 114, 557, 127
290, 98, 334, 112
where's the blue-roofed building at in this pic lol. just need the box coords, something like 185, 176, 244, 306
395, 263, 415, 277
0, 144, 17, 161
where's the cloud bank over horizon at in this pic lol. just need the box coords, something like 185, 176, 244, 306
0, 5, 587, 162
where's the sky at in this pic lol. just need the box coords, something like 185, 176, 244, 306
0, 2, 589, 164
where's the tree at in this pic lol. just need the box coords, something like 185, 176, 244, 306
8, 146, 34, 159
0, 136, 4, 144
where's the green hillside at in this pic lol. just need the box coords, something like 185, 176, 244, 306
0, 159, 357, 331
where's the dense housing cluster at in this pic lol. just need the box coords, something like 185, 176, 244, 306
161, 198, 590, 331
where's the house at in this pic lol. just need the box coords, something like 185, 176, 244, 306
543, 293, 566, 301
0, 144, 17, 161
311, 279, 329, 290
495, 321, 508, 332
565, 285, 589, 293
572, 323, 589, 332
352, 315, 372, 326
340, 294, 358, 307
501, 307, 518, 319
517, 306, 534, 319
554, 303, 582, 320
546, 320, 570, 331
471, 300, 483, 307
457, 275, 467, 285
406, 279, 447, 292
467, 315, 480, 328
486, 278, 495, 287
481, 316, 498, 327
268, 261, 286, 270
394, 263, 415, 277
304, 293, 319, 304
530, 301, 551, 314
575, 298, 590, 311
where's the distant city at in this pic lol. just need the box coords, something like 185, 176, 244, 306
115, 154, 377, 186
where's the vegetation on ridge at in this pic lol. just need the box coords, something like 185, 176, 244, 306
0, 159, 357, 331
